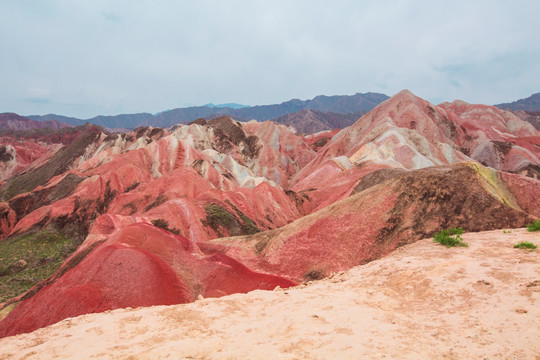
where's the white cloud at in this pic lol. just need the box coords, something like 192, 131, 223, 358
28, 87, 52, 99
26, 88, 52, 103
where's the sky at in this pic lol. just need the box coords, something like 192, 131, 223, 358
1, 0, 539, 119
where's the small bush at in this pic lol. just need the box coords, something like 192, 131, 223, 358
433, 227, 468, 248
514, 241, 537, 249
526, 220, 540, 232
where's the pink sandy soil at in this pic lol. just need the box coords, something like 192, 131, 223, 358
0, 228, 538, 359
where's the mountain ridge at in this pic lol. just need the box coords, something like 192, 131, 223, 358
0, 113, 71, 131
496, 92, 540, 111
27, 92, 389, 130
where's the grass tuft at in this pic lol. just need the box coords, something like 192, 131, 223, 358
526, 220, 540, 232
433, 227, 468, 248
514, 241, 537, 250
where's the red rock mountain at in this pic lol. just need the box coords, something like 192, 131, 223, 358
0, 90, 539, 338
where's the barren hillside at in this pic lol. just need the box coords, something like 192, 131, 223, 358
0, 228, 538, 359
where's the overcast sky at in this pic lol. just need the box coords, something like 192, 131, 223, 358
1, 0, 539, 118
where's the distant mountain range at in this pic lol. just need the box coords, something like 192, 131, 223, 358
496, 92, 540, 111
0, 113, 71, 131
273, 109, 365, 134
495, 92, 540, 130
27, 92, 389, 130
18, 91, 540, 133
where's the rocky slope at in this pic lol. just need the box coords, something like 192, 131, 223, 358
0, 90, 539, 338
0, 228, 538, 359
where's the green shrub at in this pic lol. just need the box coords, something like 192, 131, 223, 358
526, 220, 540, 232
514, 241, 537, 249
433, 227, 468, 248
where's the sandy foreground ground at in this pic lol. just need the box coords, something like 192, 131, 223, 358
0, 228, 539, 360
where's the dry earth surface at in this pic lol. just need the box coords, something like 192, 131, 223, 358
0, 228, 538, 360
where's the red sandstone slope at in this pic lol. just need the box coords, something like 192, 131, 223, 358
513, 110, 540, 130
1, 229, 538, 360
1, 118, 311, 241
0, 117, 93, 181
0, 217, 296, 338
0, 118, 312, 337
0, 139, 61, 181
288, 90, 540, 210
204, 163, 539, 281
0, 90, 539, 338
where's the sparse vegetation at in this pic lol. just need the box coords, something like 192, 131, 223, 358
97, 180, 117, 213
204, 202, 260, 237
205, 204, 236, 232
124, 182, 140, 193
514, 241, 537, 250
0, 228, 76, 302
144, 194, 167, 212
151, 218, 180, 235
238, 213, 260, 234
225, 200, 261, 235
433, 227, 468, 248
503, 230, 512, 233
526, 220, 540, 232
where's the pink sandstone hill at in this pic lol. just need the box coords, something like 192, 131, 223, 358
205, 162, 539, 281
0, 90, 539, 339
0, 219, 295, 337
0, 228, 538, 359
513, 110, 540, 130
